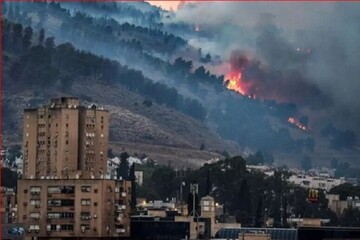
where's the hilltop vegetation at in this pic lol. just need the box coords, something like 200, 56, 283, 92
2, 2, 358, 168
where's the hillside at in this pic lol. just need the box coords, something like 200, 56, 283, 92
2, 47, 241, 165
2, 2, 359, 171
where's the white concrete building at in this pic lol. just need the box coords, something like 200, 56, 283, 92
288, 174, 345, 191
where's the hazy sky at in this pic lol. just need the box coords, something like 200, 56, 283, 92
147, 1, 181, 11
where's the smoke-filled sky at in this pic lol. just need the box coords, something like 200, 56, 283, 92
152, 1, 360, 132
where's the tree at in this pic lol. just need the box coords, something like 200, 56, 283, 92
329, 183, 360, 201
1, 168, 18, 188
254, 196, 264, 227
116, 152, 130, 180
108, 148, 115, 159
22, 26, 33, 51
129, 163, 137, 214
44, 37, 55, 50
235, 179, 252, 226
39, 28, 45, 46
340, 207, 360, 227
205, 168, 211, 196
151, 166, 176, 200
12, 23, 23, 53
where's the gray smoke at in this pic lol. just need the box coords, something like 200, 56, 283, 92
168, 2, 360, 132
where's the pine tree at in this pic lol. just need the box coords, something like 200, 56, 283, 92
22, 26, 33, 51
129, 163, 137, 214
255, 196, 264, 227
39, 28, 45, 46
116, 152, 129, 180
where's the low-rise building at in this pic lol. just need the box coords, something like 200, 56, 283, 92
288, 175, 345, 191
17, 178, 131, 239
326, 193, 360, 216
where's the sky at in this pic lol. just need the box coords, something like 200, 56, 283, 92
147, 1, 182, 11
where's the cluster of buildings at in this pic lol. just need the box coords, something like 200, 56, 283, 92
246, 165, 352, 192
15, 97, 132, 239
2, 97, 360, 240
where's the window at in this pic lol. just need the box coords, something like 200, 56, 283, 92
30, 199, 41, 206
62, 199, 74, 206
61, 212, 74, 218
30, 187, 41, 195
47, 212, 74, 219
30, 212, 40, 219
48, 200, 61, 207
47, 224, 60, 231
61, 186, 75, 194
61, 225, 74, 231
81, 224, 90, 232
81, 212, 91, 220
81, 199, 91, 206
29, 225, 40, 231
81, 186, 91, 192
47, 213, 60, 219
48, 186, 61, 194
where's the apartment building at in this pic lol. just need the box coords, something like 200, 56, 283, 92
288, 174, 345, 191
17, 97, 131, 239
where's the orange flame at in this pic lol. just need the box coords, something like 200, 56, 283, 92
226, 71, 246, 95
288, 117, 307, 131
225, 71, 256, 99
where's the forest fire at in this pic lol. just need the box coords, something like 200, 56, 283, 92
226, 71, 246, 95
288, 117, 308, 131
225, 71, 256, 99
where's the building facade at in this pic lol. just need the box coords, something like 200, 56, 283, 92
17, 97, 131, 239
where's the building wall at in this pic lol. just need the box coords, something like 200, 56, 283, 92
78, 107, 109, 178
18, 98, 129, 239
17, 179, 131, 239
22, 98, 109, 179
288, 175, 345, 191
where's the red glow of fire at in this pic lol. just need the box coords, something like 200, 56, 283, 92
225, 71, 256, 98
288, 117, 307, 131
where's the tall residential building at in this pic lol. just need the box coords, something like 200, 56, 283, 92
22, 97, 109, 179
17, 97, 131, 239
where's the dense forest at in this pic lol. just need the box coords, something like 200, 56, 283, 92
2, 19, 207, 121
2, 1, 357, 167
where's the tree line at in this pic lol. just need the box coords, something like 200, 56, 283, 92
3, 19, 207, 121
116, 154, 360, 227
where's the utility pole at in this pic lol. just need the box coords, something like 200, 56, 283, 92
180, 181, 185, 215
190, 183, 199, 240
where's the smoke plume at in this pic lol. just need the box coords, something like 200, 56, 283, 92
169, 2, 360, 132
